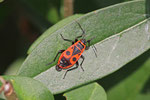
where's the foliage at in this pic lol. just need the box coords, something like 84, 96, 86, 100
0, 0, 150, 100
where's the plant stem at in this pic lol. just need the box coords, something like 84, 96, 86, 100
64, 0, 74, 18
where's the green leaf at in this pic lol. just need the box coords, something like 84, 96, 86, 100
136, 93, 150, 100
1, 76, 54, 100
107, 57, 150, 100
27, 14, 83, 54
18, 0, 150, 94
18, 0, 61, 30
0, 0, 4, 3
4, 58, 25, 75
64, 83, 107, 100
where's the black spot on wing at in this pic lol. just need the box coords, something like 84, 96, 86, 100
72, 57, 76, 61
66, 51, 70, 55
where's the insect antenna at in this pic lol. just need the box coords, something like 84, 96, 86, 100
75, 20, 85, 34
75, 20, 87, 39
82, 33, 86, 39
92, 44, 97, 52
75, 20, 97, 57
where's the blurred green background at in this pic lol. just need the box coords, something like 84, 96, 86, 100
0, 0, 131, 74
0, 0, 149, 100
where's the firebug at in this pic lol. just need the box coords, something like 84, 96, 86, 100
47, 21, 97, 79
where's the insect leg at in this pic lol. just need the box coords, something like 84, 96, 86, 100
86, 38, 97, 57
60, 34, 74, 43
80, 55, 85, 71
46, 50, 65, 66
92, 45, 97, 57
63, 61, 79, 79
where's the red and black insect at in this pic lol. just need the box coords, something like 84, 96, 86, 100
47, 21, 97, 79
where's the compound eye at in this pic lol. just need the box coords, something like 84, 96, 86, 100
56, 65, 62, 72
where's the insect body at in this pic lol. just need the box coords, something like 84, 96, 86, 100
47, 21, 97, 79
58, 39, 86, 70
